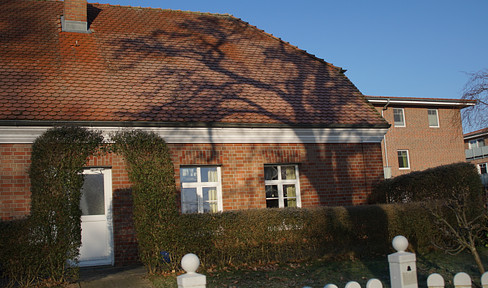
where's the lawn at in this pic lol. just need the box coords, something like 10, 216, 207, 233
151, 248, 488, 288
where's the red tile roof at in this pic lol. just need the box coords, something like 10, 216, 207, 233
0, 0, 387, 128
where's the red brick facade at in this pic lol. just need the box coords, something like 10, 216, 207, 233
0, 141, 383, 265
366, 96, 472, 178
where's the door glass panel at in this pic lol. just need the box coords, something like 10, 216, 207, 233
80, 173, 105, 216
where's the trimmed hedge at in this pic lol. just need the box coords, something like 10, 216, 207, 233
370, 162, 484, 204
111, 130, 178, 274
158, 203, 438, 271
0, 126, 104, 287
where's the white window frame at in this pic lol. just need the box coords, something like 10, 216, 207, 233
427, 109, 439, 128
479, 163, 487, 175
264, 164, 301, 208
393, 108, 405, 127
469, 139, 485, 149
180, 166, 223, 213
397, 150, 410, 170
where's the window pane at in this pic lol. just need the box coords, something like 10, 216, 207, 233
480, 164, 487, 174
281, 166, 296, 180
283, 185, 296, 198
283, 185, 297, 208
203, 187, 217, 201
397, 150, 409, 169
266, 199, 279, 208
201, 167, 218, 182
265, 185, 278, 199
285, 198, 297, 207
182, 188, 198, 213
393, 109, 404, 126
182, 188, 197, 203
428, 109, 438, 127
478, 139, 485, 147
264, 166, 278, 180
203, 202, 218, 213
80, 174, 105, 216
182, 203, 198, 213
180, 167, 197, 183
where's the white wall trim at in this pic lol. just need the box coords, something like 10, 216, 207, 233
0, 126, 388, 144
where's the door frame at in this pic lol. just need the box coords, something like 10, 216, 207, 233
79, 168, 114, 267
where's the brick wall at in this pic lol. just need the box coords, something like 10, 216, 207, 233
0, 144, 31, 220
0, 141, 384, 265
374, 105, 466, 177
169, 143, 383, 208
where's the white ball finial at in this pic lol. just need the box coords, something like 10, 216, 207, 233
181, 253, 200, 274
392, 235, 409, 252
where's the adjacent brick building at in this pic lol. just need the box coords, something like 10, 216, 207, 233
0, 0, 389, 266
464, 127, 488, 188
366, 96, 475, 178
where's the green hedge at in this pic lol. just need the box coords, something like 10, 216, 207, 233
0, 126, 103, 287
158, 203, 438, 271
370, 162, 484, 204
111, 130, 178, 274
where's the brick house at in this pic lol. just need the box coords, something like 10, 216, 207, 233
464, 127, 488, 187
366, 96, 475, 178
0, 0, 389, 266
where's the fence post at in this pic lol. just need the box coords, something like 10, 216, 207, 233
427, 273, 445, 288
388, 235, 418, 288
481, 272, 488, 288
453, 272, 471, 288
345, 281, 361, 288
177, 253, 206, 288
366, 278, 383, 288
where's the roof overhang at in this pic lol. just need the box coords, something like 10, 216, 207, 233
464, 129, 488, 140
0, 124, 388, 144
366, 96, 476, 108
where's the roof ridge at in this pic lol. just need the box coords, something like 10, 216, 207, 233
90, 1, 235, 18
88, 0, 341, 72
229, 16, 341, 71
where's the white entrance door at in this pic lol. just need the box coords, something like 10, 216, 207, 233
79, 168, 114, 267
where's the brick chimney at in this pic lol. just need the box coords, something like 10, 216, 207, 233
62, 0, 89, 33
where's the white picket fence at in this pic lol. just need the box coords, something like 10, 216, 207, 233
176, 235, 487, 288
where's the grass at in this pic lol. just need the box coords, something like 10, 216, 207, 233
151, 248, 488, 288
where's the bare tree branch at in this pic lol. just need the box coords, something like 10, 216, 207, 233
462, 69, 488, 131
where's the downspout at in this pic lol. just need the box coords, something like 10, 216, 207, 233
382, 99, 391, 178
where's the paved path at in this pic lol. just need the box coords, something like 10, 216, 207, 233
68, 265, 154, 288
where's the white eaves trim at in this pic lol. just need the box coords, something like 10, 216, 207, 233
367, 99, 476, 107
0, 126, 388, 144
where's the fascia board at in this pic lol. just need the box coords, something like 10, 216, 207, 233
0, 126, 388, 144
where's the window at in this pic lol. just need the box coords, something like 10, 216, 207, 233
469, 139, 485, 149
264, 164, 301, 208
428, 109, 439, 127
397, 150, 410, 169
479, 163, 487, 175
180, 166, 222, 213
393, 108, 405, 127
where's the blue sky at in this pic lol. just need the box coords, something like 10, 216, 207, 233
99, 0, 488, 101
